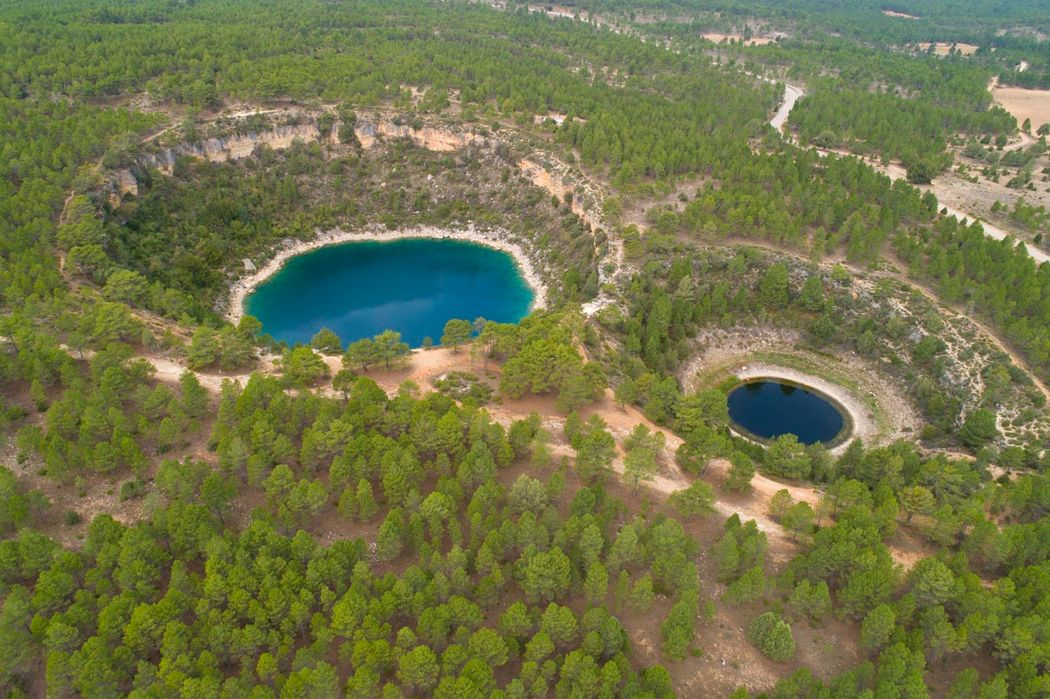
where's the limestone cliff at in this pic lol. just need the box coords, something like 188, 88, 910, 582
138, 121, 323, 175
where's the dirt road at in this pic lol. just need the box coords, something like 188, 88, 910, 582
770, 82, 1049, 265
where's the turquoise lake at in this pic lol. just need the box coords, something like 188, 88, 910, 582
245, 238, 534, 348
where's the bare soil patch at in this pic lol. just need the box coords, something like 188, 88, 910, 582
620, 478, 861, 697
917, 42, 979, 56
932, 158, 1050, 252
1, 439, 145, 548
992, 85, 1050, 130
701, 32, 776, 46
883, 9, 919, 19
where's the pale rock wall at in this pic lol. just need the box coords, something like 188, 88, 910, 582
121, 111, 613, 295
517, 157, 601, 232
138, 122, 323, 174
123, 111, 608, 249
354, 119, 491, 151
116, 169, 139, 196
134, 115, 493, 172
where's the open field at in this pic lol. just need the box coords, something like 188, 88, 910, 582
917, 41, 979, 55
701, 32, 777, 46
993, 84, 1050, 129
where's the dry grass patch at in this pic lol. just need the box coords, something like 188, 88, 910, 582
702, 32, 776, 46
993, 85, 1050, 130
917, 42, 979, 56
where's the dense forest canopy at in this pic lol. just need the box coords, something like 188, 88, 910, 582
551, 0, 1050, 40
2, 0, 1050, 697
548, 0, 1050, 87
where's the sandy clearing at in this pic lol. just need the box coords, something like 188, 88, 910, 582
146, 354, 261, 392
701, 32, 776, 46
917, 42, 979, 56
356, 345, 489, 395
992, 85, 1050, 130
223, 225, 548, 325
504, 2, 629, 34
883, 10, 919, 19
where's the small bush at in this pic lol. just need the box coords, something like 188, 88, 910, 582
747, 611, 796, 662
120, 479, 146, 501
433, 371, 493, 404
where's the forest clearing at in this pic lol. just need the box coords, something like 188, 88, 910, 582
992, 84, 1050, 130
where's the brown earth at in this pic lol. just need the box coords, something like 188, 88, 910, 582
701, 32, 777, 46
119, 342, 938, 576
993, 84, 1050, 130
916, 42, 979, 56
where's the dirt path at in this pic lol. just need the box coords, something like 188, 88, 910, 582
125, 343, 939, 568
769, 79, 1049, 266
770, 83, 804, 133
706, 228, 1050, 405
936, 203, 1049, 265
805, 145, 1049, 265
879, 263, 1050, 402
146, 353, 263, 392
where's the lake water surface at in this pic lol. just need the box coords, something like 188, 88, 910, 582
727, 380, 845, 445
246, 238, 534, 347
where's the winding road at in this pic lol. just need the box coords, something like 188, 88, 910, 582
771, 83, 1049, 265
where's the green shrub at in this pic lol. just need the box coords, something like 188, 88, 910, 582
120, 479, 146, 501
747, 611, 796, 661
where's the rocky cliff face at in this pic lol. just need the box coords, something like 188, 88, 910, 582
117, 113, 603, 222
517, 157, 602, 231
131, 114, 496, 175
123, 108, 602, 227
115, 169, 139, 196
354, 119, 490, 151
103, 107, 616, 308
138, 122, 323, 175
112, 110, 608, 271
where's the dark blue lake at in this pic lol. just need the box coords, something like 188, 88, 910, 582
245, 238, 534, 348
728, 380, 845, 445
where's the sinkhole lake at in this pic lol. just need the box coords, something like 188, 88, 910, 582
245, 238, 534, 348
727, 380, 846, 445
